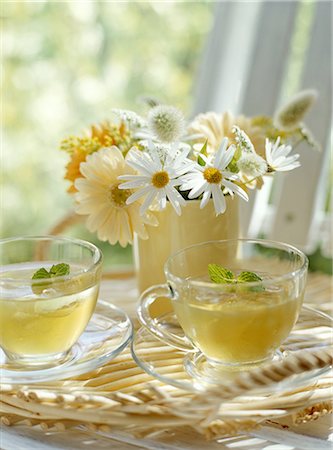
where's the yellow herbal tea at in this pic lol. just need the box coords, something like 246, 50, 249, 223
0, 263, 99, 357
172, 275, 303, 364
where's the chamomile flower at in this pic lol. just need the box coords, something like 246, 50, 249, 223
265, 137, 301, 172
118, 141, 193, 216
180, 138, 248, 215
74, 147, 157, 247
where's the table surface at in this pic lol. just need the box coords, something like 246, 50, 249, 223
1, 273, 332, 450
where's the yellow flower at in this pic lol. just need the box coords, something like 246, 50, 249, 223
61, 120, 137, 191
188, 111, 266, 157
74, 147, 158, 247
90, 121, 133, 152
64, 150, 87, 193
60, 136, 101, 155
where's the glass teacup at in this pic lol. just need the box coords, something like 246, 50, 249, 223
0, 236, 103, 367
137, 239, 308, 380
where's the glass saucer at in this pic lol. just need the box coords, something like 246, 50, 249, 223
1, 301, 133, 384
131, 306, 332, 393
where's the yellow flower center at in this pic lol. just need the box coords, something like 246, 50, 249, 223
203, 167, 222, 184
151, 171, 170, 188
109, 183, 132, 208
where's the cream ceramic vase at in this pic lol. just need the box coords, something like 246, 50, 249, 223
133, 197, 240, 296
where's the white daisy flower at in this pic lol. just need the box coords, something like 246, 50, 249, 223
74, 147, 157, 247
180, 138, 249, 215
265, 137, 301, 172
118, 141, 194, 216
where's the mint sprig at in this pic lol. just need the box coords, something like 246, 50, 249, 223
32, 263, 70, 280
208, 264, 263, 291
237, 271, 262, 283
32, 263, 70, 294
49, 263, 70, 278
208, 264, 235, 284
31, 267, 50, 280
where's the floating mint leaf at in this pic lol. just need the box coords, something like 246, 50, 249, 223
237, 271, 262, 283
49, 263, 70, 278
237, 271, 264, 292
32, 263, 71, 295
32, 268, 51, 280
208, 264, 235, 284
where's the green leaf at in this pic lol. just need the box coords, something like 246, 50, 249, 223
198, 139, 208, 166
32, 268, 50, 280
31, 263, 71, 294
233, 146, 242, 161
237, 271, 264, 292
227, 160, 239, 173
49, 263, 70, 278
237, 271, 262, 283
208, 264, 235, 284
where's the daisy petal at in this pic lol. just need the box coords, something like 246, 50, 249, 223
118, 179, 148, 189
200, 189, 211, 209
139, 189, 157, 215
188, 180, 207, 199
214, 137, 229, 168
211, 185, 226, 215
126, 185, 152, 204
218, 144, 236, 170
223, 179, 249, 201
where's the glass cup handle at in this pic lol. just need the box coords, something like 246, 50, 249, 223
137, 284, 194, 352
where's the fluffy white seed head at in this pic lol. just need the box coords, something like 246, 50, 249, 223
274, 89, 318, 130
237, 153, 268, 178
147, 105, 185, 143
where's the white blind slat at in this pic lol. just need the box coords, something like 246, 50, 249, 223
268, 1, 332, 252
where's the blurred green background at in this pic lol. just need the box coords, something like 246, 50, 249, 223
2, 1, 214, 269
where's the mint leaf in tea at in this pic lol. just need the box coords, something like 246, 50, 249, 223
31, 268, 51, 280
208, 264, 235, 284
32, 263, 70, 280
49, 263, 70, 277
237, 271, 262, 283
208, 264, 263, 290
32, 263, 70, 294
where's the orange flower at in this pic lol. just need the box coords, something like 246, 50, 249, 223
90, 122, 115, 147
64, 150, 87, 193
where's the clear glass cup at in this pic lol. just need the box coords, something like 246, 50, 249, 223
137, 239, 308, 379
0, 236, 103, 367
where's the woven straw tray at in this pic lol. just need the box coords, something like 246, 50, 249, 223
1, 272, 332, 443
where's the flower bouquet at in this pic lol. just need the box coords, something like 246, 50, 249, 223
60, 90, 317, 290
